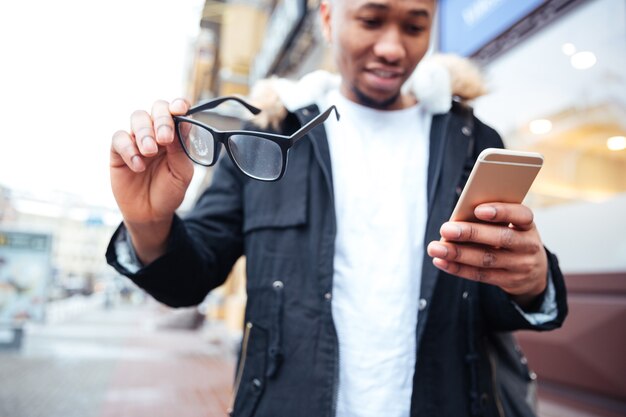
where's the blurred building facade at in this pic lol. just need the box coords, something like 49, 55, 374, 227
181, 1, 625, 416
0, 186, 120, 300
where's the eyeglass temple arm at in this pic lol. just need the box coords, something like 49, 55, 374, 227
185, 96, 262, 116
291, 105, 340, 145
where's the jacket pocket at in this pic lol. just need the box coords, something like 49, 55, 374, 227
242, 178, 309, 267
230, 322, 269, 417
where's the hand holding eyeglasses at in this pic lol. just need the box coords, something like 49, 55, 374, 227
110, 98, 193, 263
110, 96, 338, 264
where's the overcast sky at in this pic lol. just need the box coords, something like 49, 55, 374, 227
0, 0, 206, 209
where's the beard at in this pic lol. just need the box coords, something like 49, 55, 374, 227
351, 85, 401, 110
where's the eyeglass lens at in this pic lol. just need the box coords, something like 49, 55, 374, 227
178, 121, 216, 165
228, 134, 283, 180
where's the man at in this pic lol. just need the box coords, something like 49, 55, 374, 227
107, 1, 567, 416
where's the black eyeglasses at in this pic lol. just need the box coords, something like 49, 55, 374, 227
173, 96, 340, 181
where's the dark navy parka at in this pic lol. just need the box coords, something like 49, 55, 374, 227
107, 101, 568, 417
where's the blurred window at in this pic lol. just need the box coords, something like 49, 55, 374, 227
474, 0, 626, 207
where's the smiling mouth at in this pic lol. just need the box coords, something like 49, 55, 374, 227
363, 68, 405, 93
367, 68, 403, 79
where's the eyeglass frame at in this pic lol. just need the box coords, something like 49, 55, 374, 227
173, 96, 340, 182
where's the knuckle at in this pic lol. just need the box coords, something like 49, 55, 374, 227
517, 258, 535, 274
504, 277, 523, 291
154, 115, 174, 126
499, 227, 515, 248
474, 268, 487, 282
482, 250, 497, 267
511, 275, 528, 289
527, 241, 542, 254
464, 224, 477, 241
450, 245, 461, 261
135, 127, 154, 140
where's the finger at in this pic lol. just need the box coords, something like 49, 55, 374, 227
439, 221, 541, 252
433, 256, 544, 296
151, 100, 175, 145
169, 98, 190, 116
432, 257, 500, 284
431, 258, 519, 289
428, 239, 544, 275
111, 130, 145, 172
427, 241, 510, 270
130, 110, 158, 157
474, 203, 534, 230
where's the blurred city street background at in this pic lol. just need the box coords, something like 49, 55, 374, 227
0, 293, 236, 417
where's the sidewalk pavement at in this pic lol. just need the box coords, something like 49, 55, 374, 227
0, 298, 237, 417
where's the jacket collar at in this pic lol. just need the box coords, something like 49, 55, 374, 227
248, 53, 489, 131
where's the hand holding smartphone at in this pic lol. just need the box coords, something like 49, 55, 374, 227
450, 148, 543, 222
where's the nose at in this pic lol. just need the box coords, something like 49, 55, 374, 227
372, 26, 406, 63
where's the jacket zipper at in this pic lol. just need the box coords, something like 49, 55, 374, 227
488, 351, 505, 417
228, 321, 253, 415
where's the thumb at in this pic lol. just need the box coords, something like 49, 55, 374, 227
165, 139, 194, 186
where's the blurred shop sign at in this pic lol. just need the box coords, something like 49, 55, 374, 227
0, 229, 52, 326
250, 0, 307, 83
439, 0, 545, 57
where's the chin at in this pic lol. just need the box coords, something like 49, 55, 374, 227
353, 86, 401, 110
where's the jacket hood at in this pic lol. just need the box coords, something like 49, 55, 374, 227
248, 53, 488, 130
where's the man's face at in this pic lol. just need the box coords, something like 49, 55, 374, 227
321, 0, 435, 110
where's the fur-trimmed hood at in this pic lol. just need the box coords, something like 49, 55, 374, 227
248, 53, 488, 130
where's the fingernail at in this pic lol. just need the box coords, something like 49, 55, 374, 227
433, 258, 449, 270
441, 223, 461, 239
428, 242, 448, 258
475, 206, 497, 220
142, 136, 157, 153
157, 126, 173, 142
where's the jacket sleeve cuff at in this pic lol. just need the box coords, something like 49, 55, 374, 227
112, 226, 143, 274
511, 268, 558, 325
105, 216, 182, 277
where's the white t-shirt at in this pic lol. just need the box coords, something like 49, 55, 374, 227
318, 89, 431, 417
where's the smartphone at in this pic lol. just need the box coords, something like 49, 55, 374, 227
450, 148, 544, 222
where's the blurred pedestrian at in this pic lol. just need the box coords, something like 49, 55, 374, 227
106, 1, 567, 416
